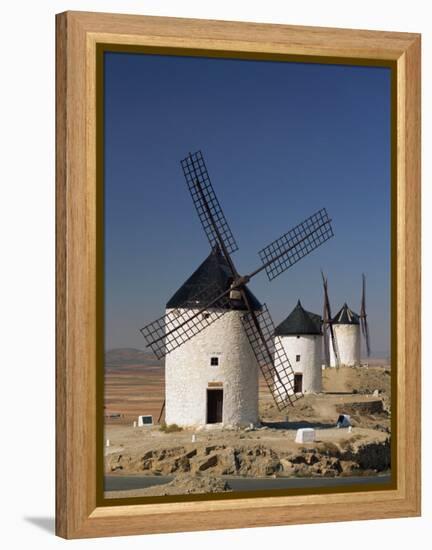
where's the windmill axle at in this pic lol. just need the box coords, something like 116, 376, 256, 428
230, 275, 251, 289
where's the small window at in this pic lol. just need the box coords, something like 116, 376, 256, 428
210, 357, 219, 366
296, 354, 301, 362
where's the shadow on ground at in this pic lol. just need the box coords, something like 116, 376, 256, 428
24, 517, 55, 534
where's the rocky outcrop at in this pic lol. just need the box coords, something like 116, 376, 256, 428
131, 474, 233, 496
341, 440, 390, 471
197, 454, 218, 471
106, 438, 390, 478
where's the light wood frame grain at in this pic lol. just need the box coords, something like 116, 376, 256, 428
56, 11, 421, 539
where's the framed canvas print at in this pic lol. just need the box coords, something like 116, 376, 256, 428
56, 11, 421, 539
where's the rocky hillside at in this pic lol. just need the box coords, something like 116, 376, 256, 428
106, 434, 390, 479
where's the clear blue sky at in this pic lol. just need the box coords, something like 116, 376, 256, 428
104, 52, 391, 358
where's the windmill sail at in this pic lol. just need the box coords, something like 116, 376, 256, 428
322, 289, 331, 367
241, 304, 301, 411
360, 273, 371, 356
321, 271, 340, 367
258, 209, 333, 281
181, 151, 239, 256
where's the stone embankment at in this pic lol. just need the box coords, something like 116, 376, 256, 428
107, 437, 390, 479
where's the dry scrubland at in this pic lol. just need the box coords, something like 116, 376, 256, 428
104, 353, 391, 497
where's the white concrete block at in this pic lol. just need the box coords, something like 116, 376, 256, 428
295, 428, 315, 443
138, 415, 153, 427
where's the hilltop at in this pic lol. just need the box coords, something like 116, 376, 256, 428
105, 348, 163, 370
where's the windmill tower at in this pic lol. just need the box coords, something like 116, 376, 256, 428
274, 301, 323, 395
141, 151, 334, 427
322, 273, 370, 368
164, 248, 261, 427
329, 303, 361, 367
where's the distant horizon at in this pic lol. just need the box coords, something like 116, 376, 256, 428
104, 53, 391, 358
104, 346, 391, 362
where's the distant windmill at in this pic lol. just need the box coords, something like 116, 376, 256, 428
321, 272, 371, 368
140, 151, 334, 425
360, 273, 371, 357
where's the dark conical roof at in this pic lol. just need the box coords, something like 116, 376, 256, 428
332, 303, 360, 325
166, 247, 262, 311
275, 300, 322, 336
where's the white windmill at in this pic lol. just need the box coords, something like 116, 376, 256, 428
321, 272, 370, 368
274, 300, 323, 396
163, 248, 261, 427
140, 151, 334, 427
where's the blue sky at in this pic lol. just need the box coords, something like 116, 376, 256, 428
104, 52, 391, 358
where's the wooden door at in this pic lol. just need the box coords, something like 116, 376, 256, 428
207, 389, 223, 423
294, 373, 303, 393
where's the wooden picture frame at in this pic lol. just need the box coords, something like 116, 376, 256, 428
56, 11, 421, 539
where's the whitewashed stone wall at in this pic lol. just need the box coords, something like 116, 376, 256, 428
329, 324, 360, 367
275, 334, 322, 395
165, 308, 259, 427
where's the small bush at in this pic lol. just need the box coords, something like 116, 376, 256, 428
159, 422, 183, 433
